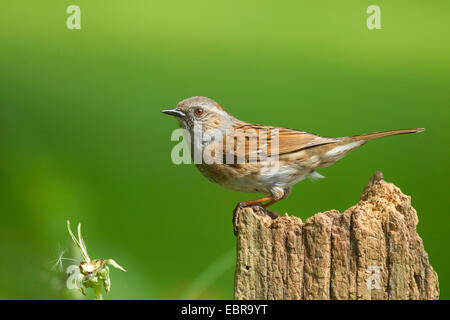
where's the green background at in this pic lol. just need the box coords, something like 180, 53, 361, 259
1, 1, 449, 299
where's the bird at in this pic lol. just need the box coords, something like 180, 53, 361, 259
162, 96, 424, 234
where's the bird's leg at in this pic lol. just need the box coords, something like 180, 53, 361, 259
262, 199, 281, 219
261, 187, 290, 218
233, 196, 273, 235
259, 199, 280, 219
262, 198, 281, 208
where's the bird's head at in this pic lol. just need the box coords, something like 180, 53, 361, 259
162, 96, 236, 133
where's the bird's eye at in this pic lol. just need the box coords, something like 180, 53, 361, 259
194, 107, 204, 116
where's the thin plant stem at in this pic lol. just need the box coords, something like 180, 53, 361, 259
94, 285, 103, 300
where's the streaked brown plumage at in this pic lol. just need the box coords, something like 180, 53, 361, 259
162, 96, 424, 233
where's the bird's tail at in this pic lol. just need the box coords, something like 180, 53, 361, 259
316, 128, 424, 169
347, 128, 425, 142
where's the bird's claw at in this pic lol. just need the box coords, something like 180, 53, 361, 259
265, 209, 279, 219
233, 202, 247, 235
233, 202, 278, 235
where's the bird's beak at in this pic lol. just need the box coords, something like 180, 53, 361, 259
161, 108, 186, 118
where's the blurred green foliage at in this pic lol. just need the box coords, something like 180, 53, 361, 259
0, 0, 449, 299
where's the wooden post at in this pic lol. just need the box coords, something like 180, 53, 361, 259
234, 171, 439, 300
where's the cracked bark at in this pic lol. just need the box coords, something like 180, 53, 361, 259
234, 171, 439, 300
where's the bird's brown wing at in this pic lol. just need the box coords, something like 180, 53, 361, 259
223, 124, 339, 162
275, 127, 340, 156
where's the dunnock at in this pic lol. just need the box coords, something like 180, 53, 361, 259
163, 96, 423, 234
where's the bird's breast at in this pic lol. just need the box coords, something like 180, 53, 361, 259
195, 159, 310, 194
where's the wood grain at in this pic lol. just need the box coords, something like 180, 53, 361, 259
234, 172, 439, 300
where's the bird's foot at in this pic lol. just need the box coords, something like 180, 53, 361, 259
232, 202, 243, 235
233, 202, 258, 235
233, 202, 278, 235
265, 209, 279, 219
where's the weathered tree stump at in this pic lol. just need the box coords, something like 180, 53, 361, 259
234, 172, 439, 300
